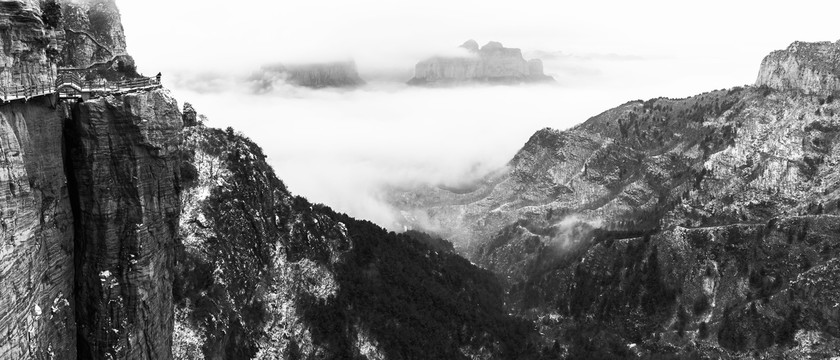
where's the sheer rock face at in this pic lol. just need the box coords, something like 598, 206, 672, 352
408, 40, 554, 85
756, 40, 840, 95
65, 89, 182, 360
391, 41, 840, 357
0, 96, 76, 360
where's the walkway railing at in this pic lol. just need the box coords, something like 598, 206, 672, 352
0, 70, 161, 102
55, 74, 161, 98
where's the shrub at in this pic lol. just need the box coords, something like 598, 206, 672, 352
41, 0, 61, 28
693, 295, 710, 315
698, 322, 709, 339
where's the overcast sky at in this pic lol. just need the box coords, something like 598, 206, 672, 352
117, 0, 840, 228
120, 0, 840, 90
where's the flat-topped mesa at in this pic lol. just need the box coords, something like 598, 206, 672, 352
408, 40, 554, 85
756, 39, 840, 95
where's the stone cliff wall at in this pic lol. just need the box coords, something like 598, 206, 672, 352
756, 40, 840, 95
0, 96, 76, 359
65, 89, 182, 360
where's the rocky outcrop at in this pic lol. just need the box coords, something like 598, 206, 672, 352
391, 41, 840, 357
0, 96, 76, 359
253, 61, 365, 90
408, 40, 553, 85
756, 40, 840, 95
65, 89, 182, 360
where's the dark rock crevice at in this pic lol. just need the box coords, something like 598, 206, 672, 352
62, 101, 92, 359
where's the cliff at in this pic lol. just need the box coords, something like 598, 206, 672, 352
65, 89, 181, 360
756, 40, 840, 95
253, 61, 365, 91
408, 40, 554, 85
391, 40, 840, 357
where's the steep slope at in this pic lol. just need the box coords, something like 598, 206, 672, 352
390, 40, 840, 357
173, 122, 540, 359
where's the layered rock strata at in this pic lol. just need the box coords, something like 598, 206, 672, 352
0, 95, 76, 359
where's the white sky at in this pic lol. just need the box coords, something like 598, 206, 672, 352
118, 0, 840, 228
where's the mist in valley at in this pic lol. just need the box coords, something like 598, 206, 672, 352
117, 0, 840, 230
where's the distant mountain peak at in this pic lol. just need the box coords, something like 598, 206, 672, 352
480, 41, 504, 51
756, 39, 840, 94
409, 40, 554, 85
460, 39, 479, 52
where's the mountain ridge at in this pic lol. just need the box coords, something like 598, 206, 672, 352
389, 38, 840, 357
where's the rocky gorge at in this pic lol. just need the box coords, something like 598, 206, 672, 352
390, 39, 840, 357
